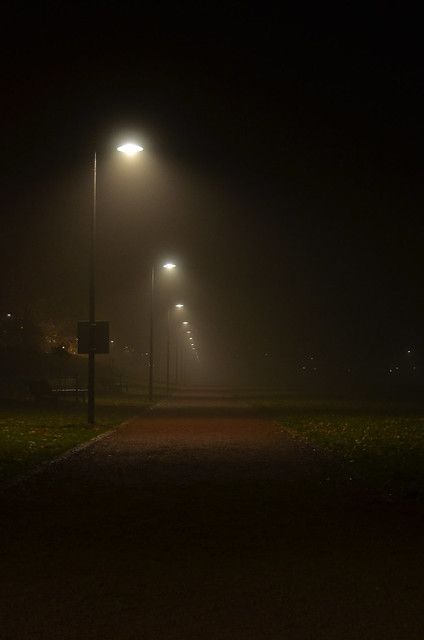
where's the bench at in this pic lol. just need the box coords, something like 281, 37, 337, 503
29, 376, 87, 404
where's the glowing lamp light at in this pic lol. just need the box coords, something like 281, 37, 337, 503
175, 303, 184, 308
163, 263, 176, 270
117, 143, 143, 156
182, 321, 189, 325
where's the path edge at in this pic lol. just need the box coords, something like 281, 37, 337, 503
0, 417, 135, 493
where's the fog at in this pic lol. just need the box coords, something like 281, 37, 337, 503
1, 20, 423, 399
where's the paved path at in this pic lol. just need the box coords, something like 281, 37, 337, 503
1, 401, 423, 638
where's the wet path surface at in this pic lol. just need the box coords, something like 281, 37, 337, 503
1, 401, 423, 638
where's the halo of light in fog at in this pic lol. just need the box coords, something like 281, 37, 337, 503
175, 303, 184, 308
163, 263, 176, 270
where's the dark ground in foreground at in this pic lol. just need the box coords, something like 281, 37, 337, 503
1, 399, 423, 639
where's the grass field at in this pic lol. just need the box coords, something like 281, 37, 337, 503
267, 396, 424, 499
3, 392, 424, 499
0, 395, 148, 483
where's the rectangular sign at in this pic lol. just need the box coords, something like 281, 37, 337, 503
77, 321, 110, 354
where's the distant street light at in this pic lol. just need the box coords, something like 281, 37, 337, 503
88, 142, 143, 425
174, 320, 188, 390
149, 262, 178, 403
166, 303, 184, 396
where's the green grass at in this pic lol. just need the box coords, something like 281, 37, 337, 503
0, 394, 148, 482
265, 396, 424, 498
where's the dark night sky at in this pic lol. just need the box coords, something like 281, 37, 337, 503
1, 7, 423, 385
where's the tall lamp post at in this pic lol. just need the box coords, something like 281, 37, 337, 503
88, 152, 97, 425
148, 262, 177, 403
88, 142, 143, 425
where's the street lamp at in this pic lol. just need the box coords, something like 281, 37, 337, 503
88, 142, 143, 425
148, 262, 178, 403
174, 319, 187, 391
117, 143, 144, 155
166, 303, 184, 396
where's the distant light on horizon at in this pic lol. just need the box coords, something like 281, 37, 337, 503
117, 143, 143, 156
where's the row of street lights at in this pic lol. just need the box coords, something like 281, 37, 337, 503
87, 142, 199, 425
150, 264, 200, 400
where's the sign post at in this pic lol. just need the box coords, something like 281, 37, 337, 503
78, 321, 110, 355
78, 321, 110, 425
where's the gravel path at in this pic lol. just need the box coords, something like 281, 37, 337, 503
1, 401, 423, 639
